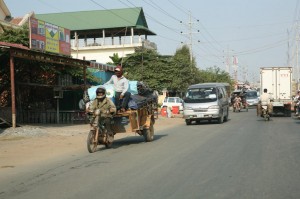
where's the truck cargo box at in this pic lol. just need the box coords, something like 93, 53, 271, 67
260, 67, 292, 117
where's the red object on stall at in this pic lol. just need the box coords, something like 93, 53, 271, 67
160, 107, 167, 117
172, 106, 179, 114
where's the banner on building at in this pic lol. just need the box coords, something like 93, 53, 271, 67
29, 17, 71, 56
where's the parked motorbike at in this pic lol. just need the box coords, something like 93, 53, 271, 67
87, 109, 113, 153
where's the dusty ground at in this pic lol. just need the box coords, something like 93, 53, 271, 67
0, 115, 184, 170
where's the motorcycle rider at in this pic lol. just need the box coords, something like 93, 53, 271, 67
294, 90, 300, 116
89, 86, 116, 141
233, 94, 242, 111
257, 88, 273, 116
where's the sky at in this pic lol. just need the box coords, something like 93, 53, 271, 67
4, 0, 300, 83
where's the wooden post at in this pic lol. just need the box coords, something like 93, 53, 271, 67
9, 50, 16, 128
83, 57, 87, 91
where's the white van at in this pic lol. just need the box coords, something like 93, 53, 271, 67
183, 83, 230, 125
161, 97, 183, 112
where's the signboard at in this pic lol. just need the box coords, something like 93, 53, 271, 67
29, 17, 71, 56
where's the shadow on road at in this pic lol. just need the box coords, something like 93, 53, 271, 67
104, 134, 168, 150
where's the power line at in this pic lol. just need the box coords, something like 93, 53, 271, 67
166, 0, 224, 56
180, 11, 200, 64
235, 39, 288, 56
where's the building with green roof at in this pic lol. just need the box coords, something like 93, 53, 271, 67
35, 7, 157, 64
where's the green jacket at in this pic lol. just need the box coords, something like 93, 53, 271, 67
89, 97, 116, 118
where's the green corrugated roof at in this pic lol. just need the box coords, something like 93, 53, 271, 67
35, 7, 155, 35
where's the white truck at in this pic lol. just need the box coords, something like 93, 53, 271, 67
260, 67, 292, 117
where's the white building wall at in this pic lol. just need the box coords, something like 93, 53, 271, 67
0, 0, 10, 20
71, 44, 140, 64
0, 11, 5, 20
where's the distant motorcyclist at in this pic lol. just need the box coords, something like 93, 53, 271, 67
89, 86, 116, 141
257, 88, 273, 116
294, 90, 300, 116
233, 94, 242, 111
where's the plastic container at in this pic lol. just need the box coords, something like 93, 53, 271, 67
160, 107, 167, 117
172, 106, 179, 114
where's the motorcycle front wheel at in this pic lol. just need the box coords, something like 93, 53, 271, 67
87, 130, 98, 153
105, 134, 114, 148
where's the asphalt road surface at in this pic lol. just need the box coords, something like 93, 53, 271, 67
1, 109, 300, 199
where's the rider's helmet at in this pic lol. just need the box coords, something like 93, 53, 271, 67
96, 86, 106, 99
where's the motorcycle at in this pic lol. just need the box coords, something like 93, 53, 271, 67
87, 109, 114, 153
233, 100, 241, 112
294, 96, 300, 116
261, 105, 270, 121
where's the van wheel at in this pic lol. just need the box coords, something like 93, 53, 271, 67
185, 119, 191, 125
224, 110, 229, 122
217, 115, 224, 124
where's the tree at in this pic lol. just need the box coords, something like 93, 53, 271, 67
0, 24, 29, 46
120, 44, 233, 95
171, 45, 199, 92
122, 48, 171, 91
107, 53, 122, 65
199, 66, 234, 89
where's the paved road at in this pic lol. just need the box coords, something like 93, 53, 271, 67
1, 109, 300, 199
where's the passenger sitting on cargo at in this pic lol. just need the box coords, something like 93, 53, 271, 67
257, 88, 273, 116
104, 65, 131, 113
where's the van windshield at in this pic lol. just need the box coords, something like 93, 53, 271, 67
184, 87, 217, 103
246, 91, 258, 98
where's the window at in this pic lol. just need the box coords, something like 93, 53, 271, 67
168, 98, 175, 103
185, 87, 217, 103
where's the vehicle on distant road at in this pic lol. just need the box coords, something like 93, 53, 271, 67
161, 97, 183, 112
183, 82, 230, 125
245, 90, 259, 107
260, 67, 292, 117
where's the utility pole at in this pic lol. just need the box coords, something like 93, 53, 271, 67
296, 22, 299, 90
242, 65, 248, 83
180, 11, 199, 66
223, 47, 234, 74
287, 29, 290, 67
232, 55, 238, 83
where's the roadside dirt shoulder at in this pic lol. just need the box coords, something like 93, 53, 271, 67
0, 116, 184, 170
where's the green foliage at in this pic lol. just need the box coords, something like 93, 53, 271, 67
199, 66, 234, 86
0, 25, 233, 96
121, 45, 233, 94
0, 25, 29, 47
107, 53, 122, 65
